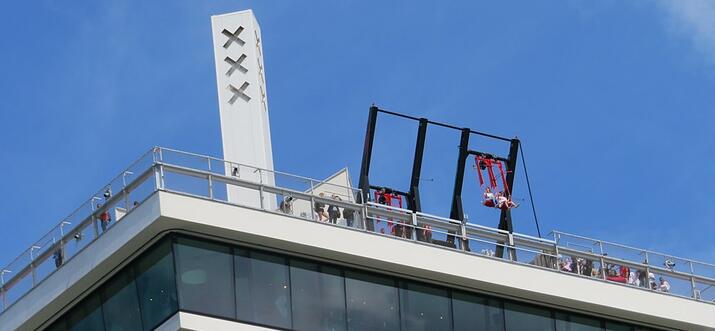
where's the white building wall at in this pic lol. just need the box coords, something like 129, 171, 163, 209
211, 10, 276, 210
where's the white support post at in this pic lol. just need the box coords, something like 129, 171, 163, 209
212, 10, 276, 210
598, 241, 607, 280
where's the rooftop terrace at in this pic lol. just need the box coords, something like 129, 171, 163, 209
1, 147, 714, 316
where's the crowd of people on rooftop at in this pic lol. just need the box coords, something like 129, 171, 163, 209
556, 255, 672, 293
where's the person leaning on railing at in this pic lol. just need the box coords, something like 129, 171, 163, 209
327, 195, 342, 224
97, 203, 111, 232
343, 207, 355, 227
279, 196, 294, 215
658, 277, 671, 292
314, 193, 328, 222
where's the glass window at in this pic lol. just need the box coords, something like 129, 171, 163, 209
605, 321, 633, 331
345, 270, 400, 331
174, 237, 235, 319
236, 248, 292, 329
46, 320, 67, 331
100, 269, 142, 331
399, 281, 452, 331
290, 259, 346, 331
452, 291, 505, 331
66, 294, 104, 331
504, 302, 554, 331
555, 312, 602, 331
134, 239, 178, 330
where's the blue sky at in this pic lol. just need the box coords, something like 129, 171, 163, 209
1, 1, 715, 267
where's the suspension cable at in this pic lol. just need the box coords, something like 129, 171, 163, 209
520, 144, 542, 238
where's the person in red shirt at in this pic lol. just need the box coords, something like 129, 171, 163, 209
98, 203, 111, 232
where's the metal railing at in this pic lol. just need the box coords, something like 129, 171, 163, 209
1, 147, 714, 315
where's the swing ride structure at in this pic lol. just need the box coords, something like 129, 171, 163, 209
357, 105, 535, 259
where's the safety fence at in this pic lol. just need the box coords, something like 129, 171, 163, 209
1, 148, 714, 315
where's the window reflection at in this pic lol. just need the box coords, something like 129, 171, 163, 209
236, 249, 292, 329
606, 321, 633, 331
66, 294, 104, 331
290, 260, 346, 331
100, 269, 142, 331
400, 281, 451, 331
555, 312, 602, 331
174, 237, 235, 319
345, 270, 400, 331
44, 234, 661, 331
504, 302, 554, 331
452, 291, 504, 331
134, 239, 177, 330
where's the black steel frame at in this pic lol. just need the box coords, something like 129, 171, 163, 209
358, 105, 520, 258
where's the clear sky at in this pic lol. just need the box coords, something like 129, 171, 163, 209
1, 1, 714, 267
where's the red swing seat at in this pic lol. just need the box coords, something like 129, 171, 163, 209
475, 155, 515, 210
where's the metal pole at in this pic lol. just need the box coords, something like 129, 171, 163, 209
310, 195, 316, 221
553, 242, 560, 271
497, 138, 520, 259
460, 222, 468, 251
408, 118, 428, 212
449, 128, 471, 248
257, 169, 264, 208
362, 205, 369, 231
598, 241, 607, 280
358, 106, 379, 213
208, 174, 214, 200
159, 164, 166, 189
30, 246, 38, 286
690, 261, 697, 299
154, 164, 162, 191
0, 271, 5, 311
644, 251, 652, 290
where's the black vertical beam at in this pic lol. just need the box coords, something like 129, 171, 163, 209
448, 128, 471, 246
495, 138, 520, 259
358, 106, 379, 231
408, 118, 428, 212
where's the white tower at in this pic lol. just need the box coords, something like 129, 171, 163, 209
211, 10, 275, 209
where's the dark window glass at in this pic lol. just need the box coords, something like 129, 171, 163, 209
452, 291, 505, 331
66, 294, 104, 331
100, 269, 142, 331
134, 239, 178, 330
290, 259, 346, 331
605, 321, 632, 331
236, 248, 292, 329
555, 312, 602, 331
399, 281, 452, 331
345, 270, 400, 331
504, 302, 554, 331
174, 237, 235, 319
46, 320, 68, 331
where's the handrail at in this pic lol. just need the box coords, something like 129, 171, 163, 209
1, 147, 714, 315
552, 230, 715, 269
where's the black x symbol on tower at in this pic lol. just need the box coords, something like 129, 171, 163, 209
222, 26, 245, 48
224, 54, 248, 76
228, 82, 251, 104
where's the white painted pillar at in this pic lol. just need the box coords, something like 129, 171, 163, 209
211, 10, 276, 210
